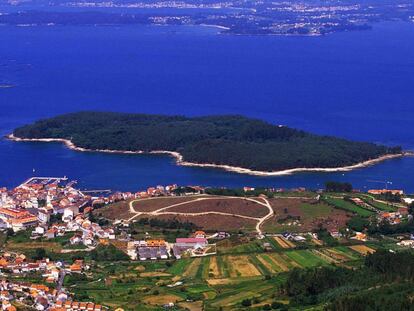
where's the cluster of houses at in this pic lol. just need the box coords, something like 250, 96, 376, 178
0, 252, 60, 283
172, 231, 216, 258
0, 280, 55, 311
344, 191, 411, 227
367, 189, 404, 195
0, 252, 87, 284
0, 253, 93, 311
378, 207, 410, 225
243, 186, 307, 193
0, 278, 101, 311
126, 231, 217, 260
127, 239, 169, 261
0, 177, 214, 263
91, 184, 203, 207
0, 177, 89, 231
397, 237, 414, 248
31, 213, 116, 248
51, 300, 103, 311
173, 237, 210, 258
0, 177, 204, 233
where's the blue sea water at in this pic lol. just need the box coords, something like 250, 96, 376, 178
1, 19, 414, 192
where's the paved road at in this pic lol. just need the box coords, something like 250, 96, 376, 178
56, 270, 66, 292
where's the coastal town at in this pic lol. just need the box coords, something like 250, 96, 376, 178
0, 176, 413, 310
0, 177, 223, 310
2, 0, 414, 36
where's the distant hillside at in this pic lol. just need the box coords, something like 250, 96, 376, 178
12, 112, 402, 172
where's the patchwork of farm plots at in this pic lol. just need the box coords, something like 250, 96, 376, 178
167, 245, 369, 281
70, 244, 380, 310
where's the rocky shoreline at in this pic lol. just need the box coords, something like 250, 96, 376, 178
7, 134, 411, 177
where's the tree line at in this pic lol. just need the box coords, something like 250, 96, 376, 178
281, 249, 414, 310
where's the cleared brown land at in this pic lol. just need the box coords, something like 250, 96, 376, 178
165, 198, 268, 218
311, 238, 323, 246
257, 255, 279, 273
264, 198, 351, 232
96, 200, 134, 220
209, 256, 221, 278
349, 245, 375, 255
183, 258, 202, 278
96, 196, 267, 226
140, 272, 172, 277
143, 294, 182, 305
207, 278, 241, 285
139, 214, 257, 231
226, 255, 261, 277
322, 248, 349, 261
109, 240, 128, 252
96, 196, 207, 220
132, 196, 208, 213
178, 301, 203, 311
6, 241, 62, 252
274, 236, 295, 249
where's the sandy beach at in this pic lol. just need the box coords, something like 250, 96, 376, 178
7, 134, 411, 177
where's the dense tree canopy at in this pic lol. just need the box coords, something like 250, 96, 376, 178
13, 112, 402, 171
90, 244, 129, 261
325, 181, 353, 192
282, 250, 414, 310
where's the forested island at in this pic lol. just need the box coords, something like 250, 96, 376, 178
12, 111, 403, 173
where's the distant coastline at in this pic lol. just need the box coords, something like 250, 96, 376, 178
0, 84, 16, 89
7, 134, 411, 177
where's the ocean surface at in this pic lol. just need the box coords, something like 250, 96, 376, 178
1, 17, 414, 192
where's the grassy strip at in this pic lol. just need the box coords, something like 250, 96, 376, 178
284, 250, 329, 268
322, 197, 374, 217
168, 258, 191, 275
216, 255, 230, 278
363, 199, 395, 212
264, 237, 283, 250
249, 254, 270, 275
196, 256, 211, 279
183, 258, 202, 278
275, 253, 299, 269
258, 254, 283, 273
333, 246, 362, 260
218, 241, 263, 255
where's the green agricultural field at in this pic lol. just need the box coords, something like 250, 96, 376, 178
182, 258, 202, 278
284, 250, 330, 268
323, 197, 374, 217
270, 253, 300, 270
196, 257, 211, 279
167, 258, 192, 275
334, 193, 397, 212
362, 198, 396, 212
217, 240, 263, 255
